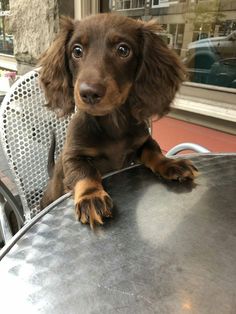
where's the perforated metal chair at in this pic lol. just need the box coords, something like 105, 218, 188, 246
0, 69, 72, 244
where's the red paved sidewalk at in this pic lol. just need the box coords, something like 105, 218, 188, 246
152, 117, 236, 154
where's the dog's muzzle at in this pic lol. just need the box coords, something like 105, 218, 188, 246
79, 82, 106, 105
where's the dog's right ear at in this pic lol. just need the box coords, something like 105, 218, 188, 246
39, 17, 75, 116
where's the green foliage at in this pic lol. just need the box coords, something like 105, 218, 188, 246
192, 0, 225, 25
0, 0, 10, 11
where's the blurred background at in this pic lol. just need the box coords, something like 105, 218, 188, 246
0, 0, 235, 152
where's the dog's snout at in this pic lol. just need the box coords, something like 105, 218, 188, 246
79, 83, 106, 105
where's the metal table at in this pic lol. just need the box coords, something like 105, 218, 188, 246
0, 154, 236, 314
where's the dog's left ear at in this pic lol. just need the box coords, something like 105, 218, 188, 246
131, 19, 186, 121
39, 17, 75, 116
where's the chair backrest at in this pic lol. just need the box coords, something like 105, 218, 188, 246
0, 70, 72, 222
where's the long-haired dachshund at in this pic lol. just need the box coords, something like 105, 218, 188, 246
39, 14, 197, 228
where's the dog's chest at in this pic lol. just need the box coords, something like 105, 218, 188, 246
92, 133, 148, 173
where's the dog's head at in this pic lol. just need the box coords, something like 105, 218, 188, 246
39, 14, 186, 119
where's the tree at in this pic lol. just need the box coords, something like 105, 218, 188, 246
1, 0, 10, 11
190, 0, 225, 38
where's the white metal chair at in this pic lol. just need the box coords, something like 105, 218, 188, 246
0, 69, 72, 244
166, 142, 210, 156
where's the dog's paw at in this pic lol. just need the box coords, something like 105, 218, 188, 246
74, 188, 113, 228
155, 158, 198, 182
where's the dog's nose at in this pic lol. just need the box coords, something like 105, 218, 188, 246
79, 83, 106, 105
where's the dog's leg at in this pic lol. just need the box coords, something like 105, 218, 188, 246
139, 136, 198, 182
63, 159, 112, 228
40, 159, 64, 209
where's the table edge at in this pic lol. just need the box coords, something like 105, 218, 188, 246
0, 192, 72, 260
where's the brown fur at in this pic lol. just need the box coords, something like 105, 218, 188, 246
39, 13, 197, 227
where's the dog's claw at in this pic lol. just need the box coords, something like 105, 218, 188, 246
75, 190, 113, 228
75, 204, 81, 221
155, 158, 198, 182
191, 164, 198, 172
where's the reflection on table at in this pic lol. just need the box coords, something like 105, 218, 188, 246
0, 154, 236, 313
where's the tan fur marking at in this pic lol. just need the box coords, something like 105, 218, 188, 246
141, 150, 164, 173
74, 178, 102, 203
74, 78, 132, 116
141, 149, 197, 181
79, 147, 100, 157
74, 178, 112, 228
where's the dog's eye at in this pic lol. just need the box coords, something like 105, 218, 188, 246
116, 43, 131, 58
72, 45, 83, 58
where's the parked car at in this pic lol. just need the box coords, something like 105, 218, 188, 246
208, 58, 236, 88
183, 31, 236, 86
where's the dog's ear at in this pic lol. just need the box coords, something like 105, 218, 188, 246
39, 17, 75, 116
131, 19, 186, 121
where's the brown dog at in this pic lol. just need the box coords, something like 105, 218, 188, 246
39, 14, 197, 228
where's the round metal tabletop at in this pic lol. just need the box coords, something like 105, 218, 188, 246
0, 154, 236, 313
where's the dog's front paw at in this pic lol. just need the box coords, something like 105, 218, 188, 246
74, 180, 113, 228
155, 158, 198, 182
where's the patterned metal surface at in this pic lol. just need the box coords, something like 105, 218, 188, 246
0, 154, 236, 313
0, 70, 72, 221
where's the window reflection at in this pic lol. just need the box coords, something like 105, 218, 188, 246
115, 0, 145, 10
0, 0, 13, 55
112, 0, 236, 89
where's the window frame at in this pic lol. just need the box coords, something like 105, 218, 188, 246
152, 0, 169, 8
178, 81, 236, 122
115, 0, 145, 11
170, 81, 236, 135
152, 0, 178, 8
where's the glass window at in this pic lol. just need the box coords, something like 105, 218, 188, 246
111, 0, 236, 90
152, 0, 174, 8
115, 0, 145, 10
0, 0, 13, 55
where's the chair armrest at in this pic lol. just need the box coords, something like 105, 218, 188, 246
166, 143, 210, 157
